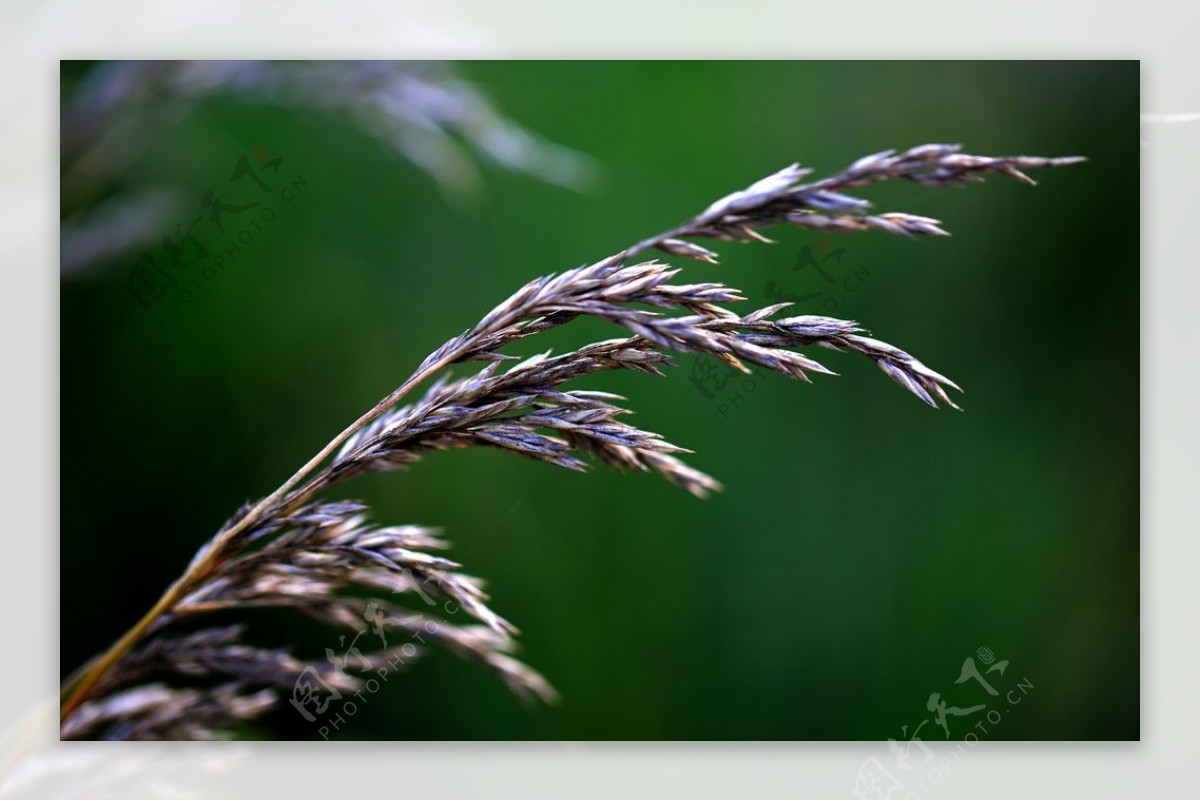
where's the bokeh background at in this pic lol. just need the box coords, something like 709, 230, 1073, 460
59, 61, 1138, 740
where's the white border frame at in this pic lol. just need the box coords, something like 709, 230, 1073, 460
5, 1, 1190, 796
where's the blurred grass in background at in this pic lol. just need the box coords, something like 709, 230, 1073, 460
59, 61, 1138, 740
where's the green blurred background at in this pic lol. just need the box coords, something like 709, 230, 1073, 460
59, 61, 1138, 740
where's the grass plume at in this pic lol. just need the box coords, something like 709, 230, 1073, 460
60, 143, 1082, 739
